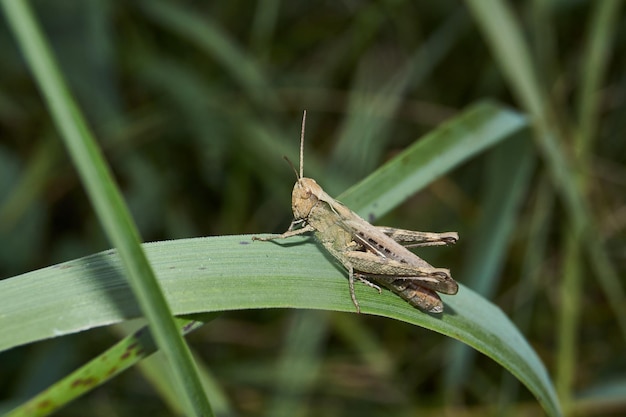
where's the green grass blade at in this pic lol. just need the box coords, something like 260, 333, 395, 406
1, 2, 213, 416
464, 0, 546, 118
576, 0, 622, 153
0, 234, 561, 417
340, 100, 528, 218
465, 0, 587, 228
330, 11, 467, 184
498, 178, 555, 411
4, 318, 207, 417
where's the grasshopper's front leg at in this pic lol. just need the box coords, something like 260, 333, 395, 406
377, 227, 459, 248
252, 221, 315, 241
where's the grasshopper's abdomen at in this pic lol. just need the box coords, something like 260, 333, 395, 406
373, 277, 443, 313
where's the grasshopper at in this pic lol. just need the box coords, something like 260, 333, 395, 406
253, 111, 458, 313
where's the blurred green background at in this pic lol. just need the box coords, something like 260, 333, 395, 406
1, 1, 625, 416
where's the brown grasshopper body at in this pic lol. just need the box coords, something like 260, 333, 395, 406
254, 112, 458, 313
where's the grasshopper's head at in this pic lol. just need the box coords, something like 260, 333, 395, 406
291, 177, 322, 220
289, 111, 325, 220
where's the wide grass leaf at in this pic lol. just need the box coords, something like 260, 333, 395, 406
0, 101, 560, 416
1, 234, 559, 416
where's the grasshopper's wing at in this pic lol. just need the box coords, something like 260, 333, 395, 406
335, 213, 436, 264
321, 198, 458, 294
318, 193, 457, 248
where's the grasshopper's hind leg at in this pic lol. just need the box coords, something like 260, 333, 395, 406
355, 274, 382, 294
347, 265, 360, 314
377, 227, 458, 247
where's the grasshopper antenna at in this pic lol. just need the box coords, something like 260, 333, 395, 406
300, 110, 306, 179
282, 111, 307, 180
283, 156, 299, 180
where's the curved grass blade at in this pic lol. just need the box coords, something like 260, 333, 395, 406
0, 101, 559, 416
340, 100, 528, 219
0, 233, 560, 416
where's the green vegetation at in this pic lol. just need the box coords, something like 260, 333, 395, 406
0, 1, 623, 416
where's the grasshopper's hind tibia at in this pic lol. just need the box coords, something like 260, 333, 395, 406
347, 265, 383, 313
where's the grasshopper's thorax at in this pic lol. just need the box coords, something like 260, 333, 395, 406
291, 177, 323, 220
